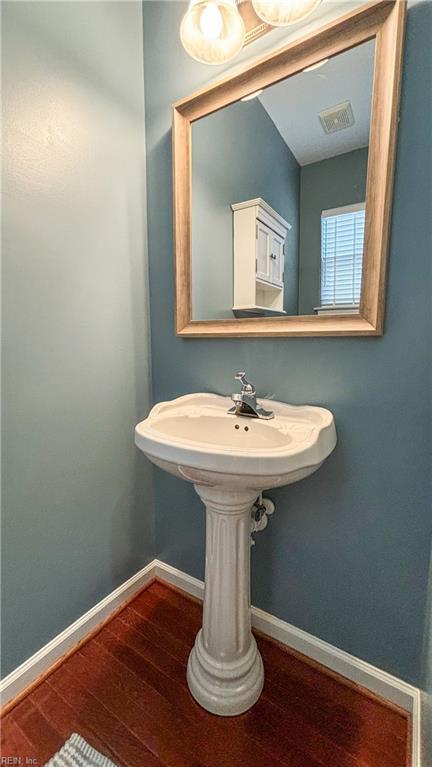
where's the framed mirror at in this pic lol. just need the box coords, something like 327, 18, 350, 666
173, 0, 406, 337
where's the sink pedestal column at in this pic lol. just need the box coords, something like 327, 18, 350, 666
187, 485, 264, 716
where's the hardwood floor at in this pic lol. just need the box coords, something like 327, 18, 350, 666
1, 580, 411, 767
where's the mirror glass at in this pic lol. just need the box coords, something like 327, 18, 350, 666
191, 39, 375, 320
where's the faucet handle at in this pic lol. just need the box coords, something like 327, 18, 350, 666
234, 371, 256, 395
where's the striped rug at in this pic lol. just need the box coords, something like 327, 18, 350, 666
44, 733, 117, 767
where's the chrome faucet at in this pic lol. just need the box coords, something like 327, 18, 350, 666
228, 372, 274, 420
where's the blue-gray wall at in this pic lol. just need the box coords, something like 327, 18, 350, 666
1, 1, 154, 675
143, 1, 432, 686
192, 99, 300, 319
298, 147, 368, 314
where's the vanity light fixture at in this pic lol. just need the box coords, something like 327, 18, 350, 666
241, 88, 263, 101
252, 0, 322, 27
180, 0, 246, 65
180, 0, 324, 64
303, 57, 329, 72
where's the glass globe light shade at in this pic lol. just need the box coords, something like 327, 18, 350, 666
180, 0, 246, 65
251, 0, 322, 27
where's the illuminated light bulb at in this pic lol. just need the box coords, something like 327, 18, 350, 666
252, 0, 322, 27
241, 89, 264, 101
303, 58, 329, 73
180, 0, 246, 65
199, 3, 224, 40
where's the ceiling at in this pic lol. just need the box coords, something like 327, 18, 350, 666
258, 39, 375, 166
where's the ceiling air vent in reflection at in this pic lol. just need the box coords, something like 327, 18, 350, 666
318, 100, 355, 134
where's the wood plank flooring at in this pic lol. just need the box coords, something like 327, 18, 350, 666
1, 580, 411, 767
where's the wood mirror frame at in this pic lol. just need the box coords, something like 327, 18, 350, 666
172, 0, 406, 338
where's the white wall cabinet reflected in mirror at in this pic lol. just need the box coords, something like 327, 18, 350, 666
231, 198, 291, 317
173, 0, 406, 337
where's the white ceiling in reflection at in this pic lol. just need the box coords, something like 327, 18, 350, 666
258, 39, 375, 166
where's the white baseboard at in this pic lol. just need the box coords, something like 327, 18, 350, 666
0, 560, 156, 710
1, 558, 422, 766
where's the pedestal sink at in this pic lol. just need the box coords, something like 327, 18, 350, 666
135, 392, 336, 716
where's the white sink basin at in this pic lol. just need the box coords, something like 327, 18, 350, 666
135, 391, 336, 718
135, 393, 336, 490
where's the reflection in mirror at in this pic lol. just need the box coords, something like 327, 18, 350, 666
191, 39, 375, 320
